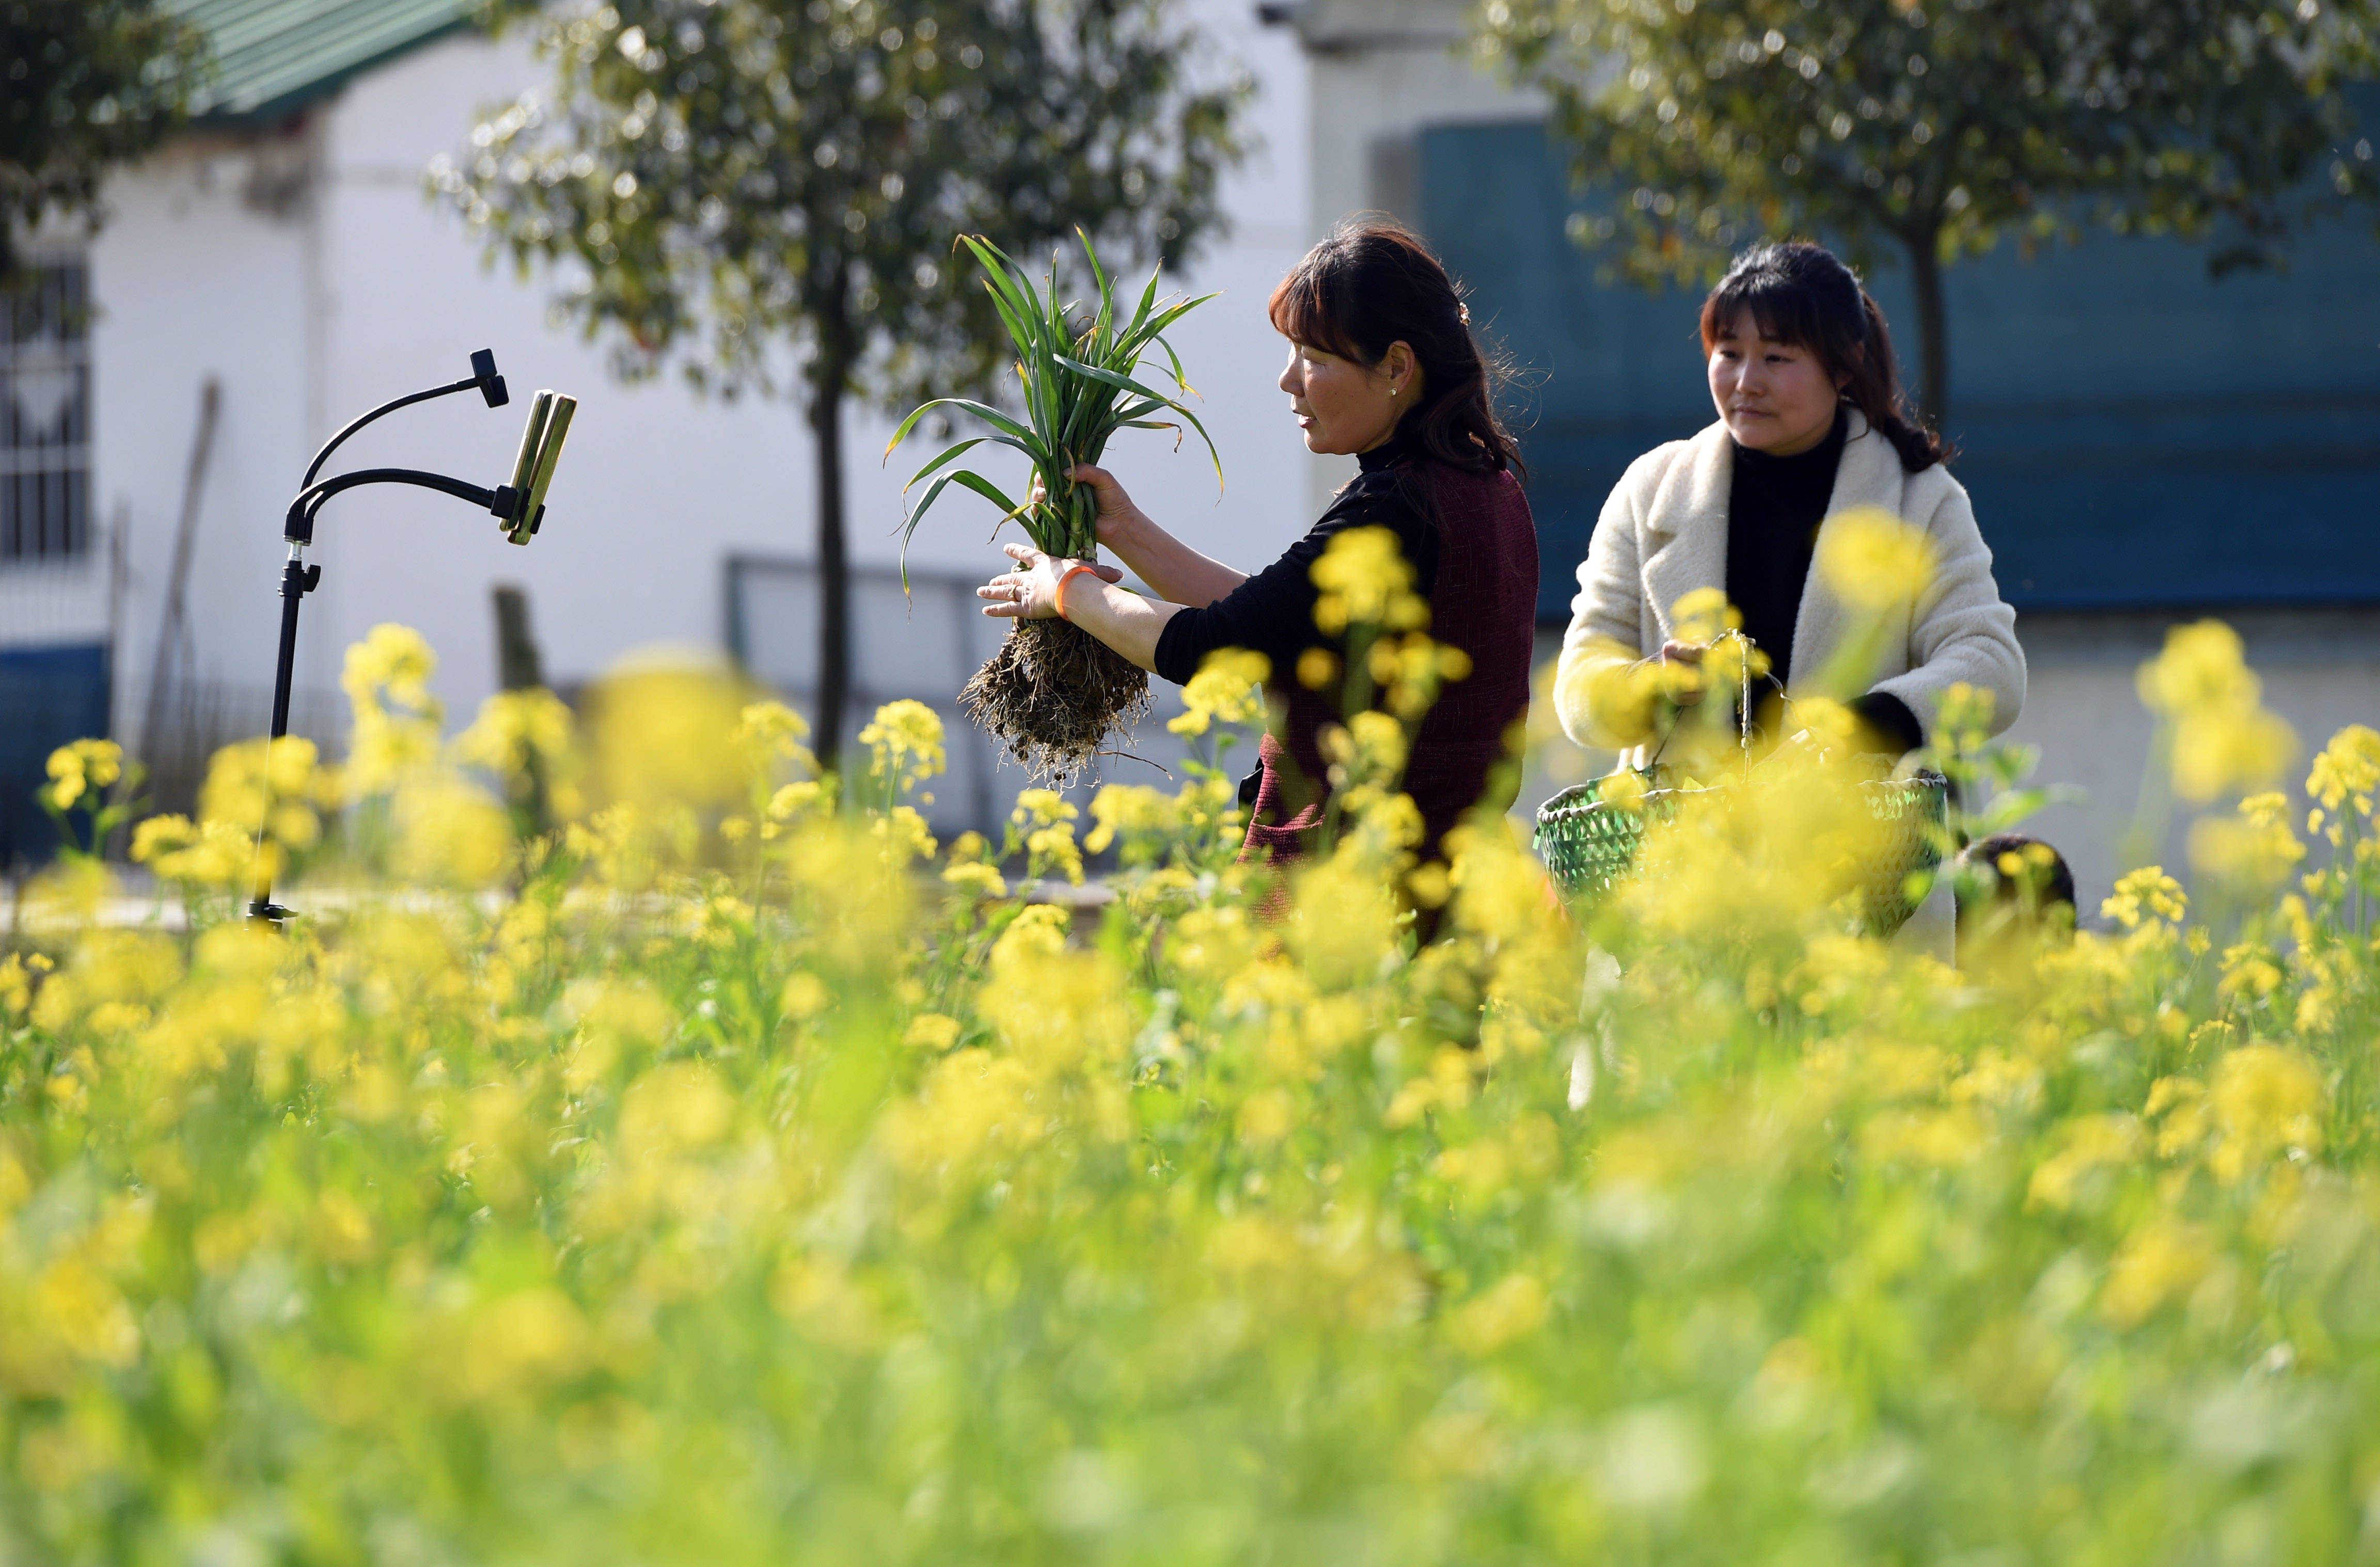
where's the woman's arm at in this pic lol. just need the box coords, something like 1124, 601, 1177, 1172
980, 543, 1184, 672
1554, 466, 1662, 751
1867, 483, 2027, 742
1069, 464, 1248, 608
985, 477, 1433, 685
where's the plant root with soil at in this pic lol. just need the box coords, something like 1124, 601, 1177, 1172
961, 618, 1151, 787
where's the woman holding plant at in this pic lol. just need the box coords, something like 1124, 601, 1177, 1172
980, 221, 1539, 868
1555, 240, 2025, 762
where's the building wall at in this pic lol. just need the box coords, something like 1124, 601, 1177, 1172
65, 1, 1322, 829
85, 128, 323, 742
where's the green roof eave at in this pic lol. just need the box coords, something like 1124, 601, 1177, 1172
166, 0, 483, 126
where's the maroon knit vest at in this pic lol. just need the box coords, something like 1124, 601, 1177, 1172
1242, 456, 1539, 866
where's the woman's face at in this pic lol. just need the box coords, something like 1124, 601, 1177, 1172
1278, 338, 1416, 457
1707, 310, 1845, 456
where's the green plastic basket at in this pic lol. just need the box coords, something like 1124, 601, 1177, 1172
1533, 771, 1949, 935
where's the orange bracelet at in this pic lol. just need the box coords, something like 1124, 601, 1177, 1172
1053, 562, 1099, 621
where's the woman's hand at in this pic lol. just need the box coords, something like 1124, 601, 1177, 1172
1653, 640, 1707, 706
1049, 463, 1150, 553
978, 542, 1123, 620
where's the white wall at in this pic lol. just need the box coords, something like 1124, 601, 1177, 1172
87, 128, 320, 737
88, 0, 1325, 768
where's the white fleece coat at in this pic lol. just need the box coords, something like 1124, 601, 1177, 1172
1554, 411, 2026, 753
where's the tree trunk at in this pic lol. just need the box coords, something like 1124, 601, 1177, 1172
809, 372, 851, 778
1905, 223, 1951, 432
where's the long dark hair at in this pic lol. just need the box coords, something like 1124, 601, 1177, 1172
1697, 241, 1948, 473
1268, 220, 1525, 480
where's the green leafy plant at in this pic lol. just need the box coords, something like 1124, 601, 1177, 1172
885, 231, 1221, 783
888, 231, 1218, 564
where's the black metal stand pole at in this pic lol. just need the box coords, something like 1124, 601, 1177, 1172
268, 553, 312, 742
242, 349, 560, 930
247, 546, 321, 924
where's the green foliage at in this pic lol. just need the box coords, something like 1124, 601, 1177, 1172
885, 232, 1218, 568
0, 0, 208, 284
436, 0, 1247, 408
1471, 0, 2380, 418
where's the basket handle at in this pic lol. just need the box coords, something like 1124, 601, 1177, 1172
1642, 628, 1789, 781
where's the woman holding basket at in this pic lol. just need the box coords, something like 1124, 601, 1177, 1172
1555, 241, 2024, 761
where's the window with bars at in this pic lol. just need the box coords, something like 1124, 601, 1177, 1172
2, 259, 92, 566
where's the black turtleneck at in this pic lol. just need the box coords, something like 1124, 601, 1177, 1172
1727, 408, 1922, 754
1151, 434, 1439, 686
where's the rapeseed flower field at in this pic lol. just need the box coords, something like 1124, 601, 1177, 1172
5, 579, 2378, 1562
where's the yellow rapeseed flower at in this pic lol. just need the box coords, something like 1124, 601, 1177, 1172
1169, 647, 1270, 736
587, 657, 748, 812
2215, 941, 2283, 1007
2100, 1220, 2213, 1328
144, 818, 252, 888
1446, 1273, 1550, 1356
41, 739, 121, 811
1311, 526, 1428, 635
942, 860, 1010, 899
2137, 620, 2255, 715
2137, 622, 2296, 801
860, 699, 946, 793
883, 1048, 1045, 1175
2102, 866, 2186, 930
454, 687, 584, 815
2027, 1114, 2142, 1211
1668, 586, 1740, 647
871, 804, 939, 867
199, 736, 327, 852
129, 814, 199, 867
450, 1290, 592, 1405
1319, 710, 1408, 790
0, 954, 32, 1019
2306, 723, 2379, 817
393, 771, 512, 887
1083, 784, 1173, 857
1012, 789, 1082, 884
903, 1012, 962, 1051
733, 698, 814, 775
2206, 1042, 2324, 1183
781, 972, 830, 1020
1816, 507, 1936, 613
343, 624, 444, 796
2188, 790, 2306, 887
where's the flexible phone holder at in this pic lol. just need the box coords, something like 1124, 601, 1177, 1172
248, 350, 576, 925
